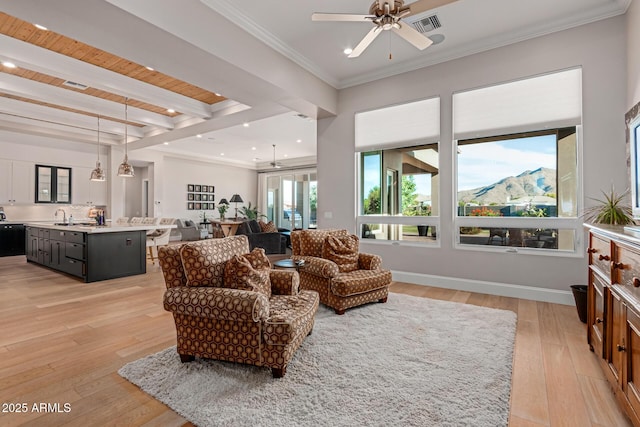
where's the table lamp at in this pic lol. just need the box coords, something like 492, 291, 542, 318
230, 194, 243, 219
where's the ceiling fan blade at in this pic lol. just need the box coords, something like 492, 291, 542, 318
348, 26, 383, 58
392, 23, 433, 50
312, 13, 374, 22
406, 0, 458, 16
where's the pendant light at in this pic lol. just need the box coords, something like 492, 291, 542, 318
117, 97, 135, 178
90, 115, 106, 181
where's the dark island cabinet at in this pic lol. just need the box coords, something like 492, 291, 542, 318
25, 226, 146, 282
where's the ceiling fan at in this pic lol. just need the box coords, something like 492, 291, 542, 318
312, 0, 457, 58
270, 144, 282, 169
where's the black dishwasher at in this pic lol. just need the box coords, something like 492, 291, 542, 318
0, 224, 26, 256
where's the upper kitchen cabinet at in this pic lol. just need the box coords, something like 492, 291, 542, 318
35, 164, 71, 204
72, 166, 107, 206
0, 159, 35, 205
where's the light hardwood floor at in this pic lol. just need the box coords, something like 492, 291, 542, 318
0, 255, 632, 427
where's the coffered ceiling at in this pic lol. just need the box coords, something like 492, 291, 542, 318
0, 0, 631, 169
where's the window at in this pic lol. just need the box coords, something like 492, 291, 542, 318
453, 68, 582, 254
35, 165, 72, 204
356, 97, 440, 244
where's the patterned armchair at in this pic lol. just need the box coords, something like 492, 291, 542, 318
158, 235, 319, 378
291, 229, 392, 315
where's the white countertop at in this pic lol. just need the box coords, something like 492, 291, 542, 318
23, 222, 176, 234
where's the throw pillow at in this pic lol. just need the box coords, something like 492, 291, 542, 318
242, 247, 271, 270
179, 242, 226, 287
322, 234, 360, 273
258, 220, 278, 233
299, 229, 348, 257
223, 255, 271, 297
248, 220, 262, 233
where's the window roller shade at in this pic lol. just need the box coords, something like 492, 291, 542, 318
355, 97, 440, 151
453, 68, 582, 141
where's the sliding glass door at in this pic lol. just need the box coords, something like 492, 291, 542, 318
262, 170, 317, 230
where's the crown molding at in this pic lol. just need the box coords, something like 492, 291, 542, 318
200, 0, 340, 89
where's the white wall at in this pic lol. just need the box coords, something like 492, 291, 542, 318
628, 0, 640, 109
161, 156, 258, 224
318, 17, 627, 294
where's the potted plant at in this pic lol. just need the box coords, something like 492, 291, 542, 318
239, 202, 265, 220
218, 203, 228, 221
583, 186, 635, 225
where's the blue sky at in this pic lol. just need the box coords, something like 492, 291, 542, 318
363, 134, 557, 197
457, 135, 556, 191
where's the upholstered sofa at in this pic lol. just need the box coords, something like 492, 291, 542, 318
169, 219, 205, 241
291, 229, 392, 315
235, 219, 287, 254
158, 235, 319, 378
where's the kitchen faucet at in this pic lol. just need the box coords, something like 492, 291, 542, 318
55, 208, 66, 224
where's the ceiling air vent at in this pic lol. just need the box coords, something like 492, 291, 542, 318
409, 14, 441, 34
62, 80, 89, 90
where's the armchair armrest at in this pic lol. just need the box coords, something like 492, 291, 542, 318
163, 286, 269, 322
358, 253, 382, 270
292, 255, 339, 278
269, 269, 300, 295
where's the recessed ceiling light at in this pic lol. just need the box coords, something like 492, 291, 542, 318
284, 154, 288, 158
2, 61, 17, 69
215, 92, 222, 96
296, 139, 302, 143
343, 48, 353, 55
34, 23, 48, 30
243, 122, 249, 128
163, 142, 169, 145
220, 153, 224, 156
145, 66, 155, 71
196, 134, 202, 138
251, 147, 256, 151
167, 108, 175, 113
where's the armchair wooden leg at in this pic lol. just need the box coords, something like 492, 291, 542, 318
272, 366, 286, 378
334, 308, 346, 315
179, 354, 195, 363
379, 297, 388, 304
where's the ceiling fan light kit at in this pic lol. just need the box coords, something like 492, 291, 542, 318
271, 144, 282, 169
312, 0, 456, 58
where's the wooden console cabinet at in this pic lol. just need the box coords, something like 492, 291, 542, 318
587, 224, 640, 426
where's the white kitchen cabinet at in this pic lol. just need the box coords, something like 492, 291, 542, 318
0, 159, 35, 205
72, 166, 107, 206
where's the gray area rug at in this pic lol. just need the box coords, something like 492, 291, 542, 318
119, 293, 517, 427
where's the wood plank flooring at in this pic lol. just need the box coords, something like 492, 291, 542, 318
0, 255, 632, 426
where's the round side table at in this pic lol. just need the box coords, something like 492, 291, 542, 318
273, 259, 305, 272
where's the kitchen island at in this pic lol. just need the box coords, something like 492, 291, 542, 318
25, 222, 175, 282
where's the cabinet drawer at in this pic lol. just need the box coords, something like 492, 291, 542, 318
50, 230, 67, 241
589, 234, 611, 280
65, 242, 85, 260
38, 228, 50, 239
589, 273, 606, 358
65, 231, 85, 244
60, 258, 85, 278
27, 227, 38, 238
614, 242, 640, 297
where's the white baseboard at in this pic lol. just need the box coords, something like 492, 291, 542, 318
391, 270, 575, 306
